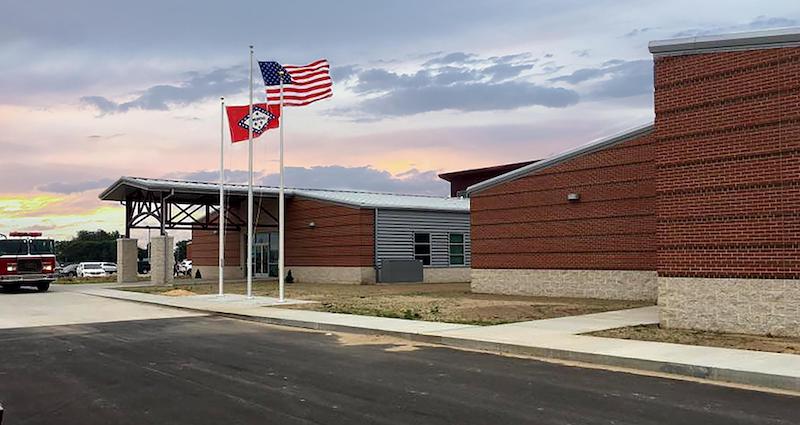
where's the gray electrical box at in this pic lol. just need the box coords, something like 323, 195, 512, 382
377, 259, 424, 283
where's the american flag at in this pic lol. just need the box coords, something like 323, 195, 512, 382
258, 59, 332, 107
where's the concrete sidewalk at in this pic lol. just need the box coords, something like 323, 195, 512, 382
82, 287, 800, 393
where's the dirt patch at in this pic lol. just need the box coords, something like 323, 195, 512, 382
160, 289, 197, 297
590, 324, 800, 355
125, 281, 651, 325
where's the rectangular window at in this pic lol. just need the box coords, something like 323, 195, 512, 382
449, 233, 465, 265
413, 232, 431, 265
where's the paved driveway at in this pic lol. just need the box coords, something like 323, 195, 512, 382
0, 285, 204, 329
0, 290, 797, 425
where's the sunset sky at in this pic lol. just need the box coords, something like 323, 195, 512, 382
1, 1, 798, 241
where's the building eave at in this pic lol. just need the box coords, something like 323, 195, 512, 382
465, 123, 654, 197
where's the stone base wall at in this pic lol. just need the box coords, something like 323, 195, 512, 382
471, 269, 658, 300
659, 277, 800, 337
116, 238, 139, 284
194, 266, 244, 281
288, 266, 376, 284
150, 235, 175, 285
423, 267, 471, 283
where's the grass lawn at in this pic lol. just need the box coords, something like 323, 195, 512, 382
56, 276, 152, 284
589, 324, 800, 354
124, 281, 651, 326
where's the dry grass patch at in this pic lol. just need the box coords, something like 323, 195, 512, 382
124, 281, 651, 325
590, 325, 800, 354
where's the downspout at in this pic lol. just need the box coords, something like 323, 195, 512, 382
162, 190, 176, 284
374, 208, 379, 283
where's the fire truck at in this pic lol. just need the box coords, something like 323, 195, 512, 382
0, 231, 56, 292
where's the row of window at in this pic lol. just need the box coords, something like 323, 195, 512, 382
413, 232, 466, 266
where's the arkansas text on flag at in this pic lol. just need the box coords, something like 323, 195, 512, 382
225, 103, 281, 143
259, 59, 332, 107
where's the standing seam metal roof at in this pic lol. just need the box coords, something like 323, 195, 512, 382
464, 123, 654, 196
99, 176, 469, 212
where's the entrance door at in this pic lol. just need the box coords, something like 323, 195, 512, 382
253, 232, 278, 278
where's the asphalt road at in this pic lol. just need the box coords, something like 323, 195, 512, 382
1, 301, 798, 425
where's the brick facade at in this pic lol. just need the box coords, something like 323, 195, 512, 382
190, 230, 242, 267
285, 198, 374, 268
653, 47, 800, 279
471, 132, 656, 271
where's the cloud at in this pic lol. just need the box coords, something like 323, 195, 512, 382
549, 59, 653, 99
422, 52, 478, 67
80, 66, 247, 114
334, 51, 576, 119
623, 27, 656, 38
87, 133, 124, 140
37, 178, 115, 194
169, 165, 449, 195
672, 15, 799, 38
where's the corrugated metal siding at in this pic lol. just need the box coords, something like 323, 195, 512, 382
376, 209, 471, 268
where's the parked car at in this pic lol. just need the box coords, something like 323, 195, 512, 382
58, 263, 79, 277
101, 262, 117, 275
76, 262, 108, 278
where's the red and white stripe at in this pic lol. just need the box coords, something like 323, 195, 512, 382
267, 59, 332, 107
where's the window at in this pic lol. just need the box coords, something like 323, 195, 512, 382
449, 233, 465, 265
413, 232, 431, 265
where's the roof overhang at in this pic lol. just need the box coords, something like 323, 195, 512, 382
99, 176, 469, 212
649, 27, 800, 57
99, 176, 282, 204
465, 123, 654, 197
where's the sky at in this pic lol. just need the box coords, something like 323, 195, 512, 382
1, 0, 799, 241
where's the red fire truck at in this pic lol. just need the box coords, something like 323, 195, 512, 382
0, 231, 56, 292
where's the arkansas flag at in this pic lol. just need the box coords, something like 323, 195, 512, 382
225, 103, 281, 143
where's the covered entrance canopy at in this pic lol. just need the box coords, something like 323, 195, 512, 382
99, 176, 285, 237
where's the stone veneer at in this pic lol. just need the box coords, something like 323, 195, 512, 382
423, 267, 471, 283
288, 266, 376, 284
150, 235, 174, 285
116, 238, 139, 284
659, 277, 800, 337
472, 269, 658, 301
193, 265, 244, 281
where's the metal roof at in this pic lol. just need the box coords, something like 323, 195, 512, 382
100, 176, 469, 212
465, 123, 654, 196
649, 27, 800, 57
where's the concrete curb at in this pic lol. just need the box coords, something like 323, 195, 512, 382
87, 292, 800, 394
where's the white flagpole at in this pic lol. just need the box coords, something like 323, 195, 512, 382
246, 45, 254, 299
218, 96, 225, 297
278, 71, 286, 303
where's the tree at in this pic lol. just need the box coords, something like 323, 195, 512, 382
174, 240, 189, 262
56, 230, 121, 264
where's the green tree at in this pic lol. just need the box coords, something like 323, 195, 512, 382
56, 230, 121, 264
174, 239, 189, 262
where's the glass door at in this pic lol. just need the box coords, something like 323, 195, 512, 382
253, 231, 279, 278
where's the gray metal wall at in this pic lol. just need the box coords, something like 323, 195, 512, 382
375, 209, 471, 268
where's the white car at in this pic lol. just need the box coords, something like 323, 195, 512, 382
101, 262, 117, 275
77, 262, 108, 278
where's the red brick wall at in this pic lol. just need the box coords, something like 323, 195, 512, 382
285, 198, 374, 267
190, 230, 241, 267
471, 133, 656, 270
653, 48, 800, 278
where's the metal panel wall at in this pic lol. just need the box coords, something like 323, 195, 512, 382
375, 209, 471, 268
